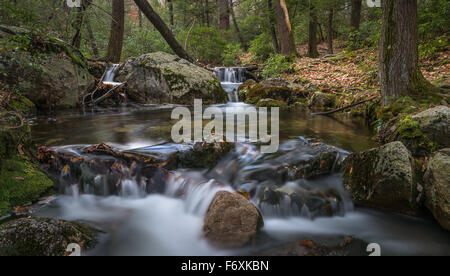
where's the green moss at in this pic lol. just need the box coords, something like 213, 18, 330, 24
0, 155, 53, 216
397, 116, 437, 156
256, 99, 287, 108
8, 96, 36, 116
246, 84, 293, 105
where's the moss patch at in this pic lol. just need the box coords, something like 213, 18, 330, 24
397, 116, 437, 156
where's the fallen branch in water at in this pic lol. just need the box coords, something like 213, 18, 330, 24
91, 83, 125, 105
311, 95, 379, 116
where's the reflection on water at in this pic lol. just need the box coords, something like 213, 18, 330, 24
31, 105, 377, 152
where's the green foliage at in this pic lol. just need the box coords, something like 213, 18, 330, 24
419, 36, 448, 59
261, 54, 292, 79
418, 0, 450, 41
177, 26, 227, 64
122, 29, 172, 60
345, 20, 381, 50
222, 43, 243, 66
249, 32, 274, 62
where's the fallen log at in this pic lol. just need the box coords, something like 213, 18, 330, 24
311, 95, 379, 116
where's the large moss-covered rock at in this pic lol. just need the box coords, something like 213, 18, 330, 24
244, 78, 297, 105
0, 117, 53, 217
0, 26, 95, 110
203, 191, 264, 248
116, 52, 226, 105
0, 217, 99, 256
343, 142, 418, 214
412, 106, 449, 148
309, 92, 337, 109
424, 148, 450, 231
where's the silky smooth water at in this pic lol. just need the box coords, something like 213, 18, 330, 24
29, 105, 449, 256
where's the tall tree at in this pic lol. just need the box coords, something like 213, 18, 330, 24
350, 0, 362, 30
85, 17, 99, 58
71, 0, 90, 49
218, 0, 230, 30
168, 0, 174, 27
274, 0, 296, 56
307, 2, 319, 58
134, 0, 194, 62
267, 0, 280, 54
326, 9, 334, 54
380, 0, 438, 105
105, 0, 125, 63
229, 0, 247, 51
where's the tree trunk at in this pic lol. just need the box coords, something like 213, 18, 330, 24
229, 0, 247, 51
307, 3, 319, 58
168, 0, 174, 27
380, 0, 438, 106
274, 0, 296, 56
218, 0, 230, 30
205, 0, 210, 27
86, 18, 99, 58
350, 0, 362, 31
134, 0, 194, 62
71, 0, 90, 49
105, 0, 124, 63
267, 0, 280, 54
327, 9, 333, 54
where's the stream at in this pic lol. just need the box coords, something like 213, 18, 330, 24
27, 68, 450, 256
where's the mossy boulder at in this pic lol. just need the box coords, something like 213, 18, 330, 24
7, 95, 36, 116
116, 52, 227, 105
256, 98, 287, 108
378, 106, 449, 157
178, 141, 233, 169
0, 25, 95, 110
0, 217, 99, 256
424, 148, 450, 231
309, 92, 337, 109
343, 142, 418, 214
0, 114, 53, 217
242, 78, 296, 105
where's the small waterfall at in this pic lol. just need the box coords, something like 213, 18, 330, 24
214, 67, 247, 103
103, 64, 122, 86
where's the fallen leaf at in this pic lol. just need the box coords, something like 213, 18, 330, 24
299, 240, 315, 248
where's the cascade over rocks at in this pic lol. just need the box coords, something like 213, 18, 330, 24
116, 52, 227, 105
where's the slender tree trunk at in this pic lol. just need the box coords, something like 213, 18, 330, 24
138, 10, 143, 28
71, 0, 90, 49
274, 0, 296, 56
205, 0, 210, 27
168, 0, 174, 27
307, 2, 319, 58
350, 0, 362, 31
267, 0, 280, 54
218, 0, 230, 30
86, 18, 99, 58
229, 0, 247, 51
105, 0, 124, 63
327, 9, 333, 54
380, 0, 438, 106
134, 0, 194, 62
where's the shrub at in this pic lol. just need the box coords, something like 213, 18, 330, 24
222, 43, 243, 66
177, 27, 227, 64
261, 54, 292, 79
122, 29, 173, 60
249, 32, 274, 62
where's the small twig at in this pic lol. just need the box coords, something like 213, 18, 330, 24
312, 95, 379, 116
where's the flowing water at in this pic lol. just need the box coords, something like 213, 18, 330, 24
214, 67, 245, 102
102, 64, 123, 87
27, 68, 450, 256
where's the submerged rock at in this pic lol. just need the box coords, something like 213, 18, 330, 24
343, 141, 418, 214
203, 191, 264, 248
116, 52, 227, 105
424, 148, 450, 231
0, 217, 99, 256
0, 25, 95, 110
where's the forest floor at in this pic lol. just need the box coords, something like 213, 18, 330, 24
248, 41, 449, 101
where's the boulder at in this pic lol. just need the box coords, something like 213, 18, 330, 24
343, 142, 418, 214
256, 98, 287, 108
0, 26, 95, 110
309, 92, 337, 109
203, 191, 264, 248
0, 217, 98, 256
116, 52, 227, 105
424, 148, 450, 231
240, 78, 298, 105
412, 106, 449, 148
